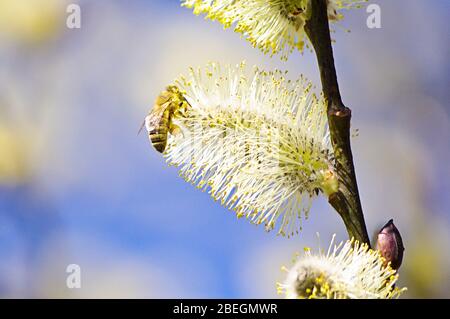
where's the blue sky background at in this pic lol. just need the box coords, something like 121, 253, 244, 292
0, 0, 449, 298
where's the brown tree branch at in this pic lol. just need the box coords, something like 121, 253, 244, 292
304, 0, 370, 245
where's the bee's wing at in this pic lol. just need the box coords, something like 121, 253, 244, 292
145, 106, 167, 134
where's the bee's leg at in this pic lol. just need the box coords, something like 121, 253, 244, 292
169, 123, 182, 136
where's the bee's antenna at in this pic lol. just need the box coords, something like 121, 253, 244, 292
137, 119, 146, 136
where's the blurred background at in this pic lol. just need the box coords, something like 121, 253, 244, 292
0, 0, 449, 298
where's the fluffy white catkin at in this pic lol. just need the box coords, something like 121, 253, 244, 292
147, 62, 338, 236
278, 236, 406, 298
182, 0, 367, 59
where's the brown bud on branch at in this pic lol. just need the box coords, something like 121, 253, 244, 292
376, 219, 405, 270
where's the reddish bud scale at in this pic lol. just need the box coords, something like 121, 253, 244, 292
376, 219, 404, 270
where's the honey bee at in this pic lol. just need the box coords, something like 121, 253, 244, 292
144, 85, 188, 153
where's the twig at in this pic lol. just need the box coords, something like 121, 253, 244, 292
304, 0, 370, 245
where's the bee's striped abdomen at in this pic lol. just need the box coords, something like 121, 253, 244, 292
149, 126, 169, 153
146, 104, 171, 153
